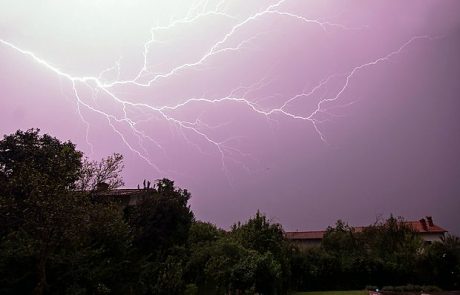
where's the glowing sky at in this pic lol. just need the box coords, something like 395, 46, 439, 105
1, 0, 460, 234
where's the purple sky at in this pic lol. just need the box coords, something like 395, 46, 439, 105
1, 0, 460, 235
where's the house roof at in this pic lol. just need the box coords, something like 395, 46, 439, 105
91, 188, 154, 206
286, 218, 447, 241
405, 220, 447, 233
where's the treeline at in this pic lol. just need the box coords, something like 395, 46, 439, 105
0, 129, 292, 294
291, 219, 460, 291
0, 129, 459, 294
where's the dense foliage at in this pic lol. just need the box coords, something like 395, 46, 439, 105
291, 218, 460, 291
0, 129, 130, 295
0, 129, 459, 294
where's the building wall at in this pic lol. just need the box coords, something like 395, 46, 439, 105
419, 232, 445, 243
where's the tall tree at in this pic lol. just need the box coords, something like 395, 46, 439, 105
126, 178, 194, 254
359, 216, 423, 286
0, 129, 130, 295
0, 129, 82, 200
0, 129, 84, 294
231, 211, 291, 294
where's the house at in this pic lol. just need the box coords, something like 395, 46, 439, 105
286, 216, 447, 248
91, 183, 152, 206
285, 230, 325, 248
404, 216, 448, 243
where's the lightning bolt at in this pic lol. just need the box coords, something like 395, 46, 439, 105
0, 0, 434, 177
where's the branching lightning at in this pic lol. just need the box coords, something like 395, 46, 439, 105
0, 0, 433, 176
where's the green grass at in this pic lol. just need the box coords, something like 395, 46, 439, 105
293, 290, 368, 295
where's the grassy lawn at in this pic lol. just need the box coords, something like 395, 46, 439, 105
293, 290, 368, 295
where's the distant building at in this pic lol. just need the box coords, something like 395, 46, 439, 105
286, 216, 447, 248
91, 183, 152, 206
285, 230, 325, 248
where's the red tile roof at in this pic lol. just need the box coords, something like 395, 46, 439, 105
405, 221, 447, 233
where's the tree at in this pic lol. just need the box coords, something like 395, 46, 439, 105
289, 246, 338, 291
231, 211, 291, 294
185, 221, 225, 292
203, 238, 259, 294
360, 216, 423, 286
321, 220, 366, 289
123, 179, 194, 294
76, 153, 124, 191
0, 129, 82, 200
0, 129, 131, 295
0, 129, 84, 294
126, 178, 194, 254
187, 221, 224, 247
421, 234, 460, 289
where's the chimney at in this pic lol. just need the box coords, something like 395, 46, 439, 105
419, 218, 428, 231
426, 216, 433, 227
96, 182, 110, 192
